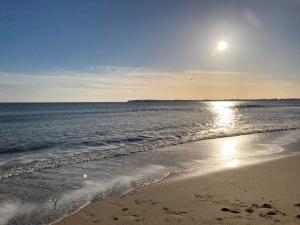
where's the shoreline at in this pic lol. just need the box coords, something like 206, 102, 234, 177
54, 152, 300, 225
3, 130, 299, 225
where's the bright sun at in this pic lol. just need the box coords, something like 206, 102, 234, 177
217, 41, 228, 51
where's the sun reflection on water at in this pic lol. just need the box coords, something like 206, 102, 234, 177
210, 101, 240, 167
218, 138, 240, 168
205, 101, 241, 168
226, 159, 239, 168
220, 138, 236, 158
211, 101, 236, 131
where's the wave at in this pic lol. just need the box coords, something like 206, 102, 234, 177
0, 142, 61, 155
0, 126, 299, 180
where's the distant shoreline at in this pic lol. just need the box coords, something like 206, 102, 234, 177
0, 98, 300, 104
127, 98, 300, 103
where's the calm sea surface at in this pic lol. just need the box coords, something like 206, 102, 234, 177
0, 100, 299, 225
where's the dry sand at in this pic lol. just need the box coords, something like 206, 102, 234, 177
54, 154, 300, 225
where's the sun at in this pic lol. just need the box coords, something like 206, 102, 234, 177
217, 41, 228, 51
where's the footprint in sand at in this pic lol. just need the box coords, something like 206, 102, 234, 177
261, 203, 272, 208
266, 211, 277, 216
213, 200, 227, 205
163, 207, 189, 216
134, 200, 142, 205
195, 194, 215, 202
148, 199, 159, 205
245, 208, 255, 213
251, 203, 260, 208
129, 215, 144, 222
119, 214, 145, 223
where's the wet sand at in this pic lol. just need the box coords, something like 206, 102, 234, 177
54, 154, 300, 225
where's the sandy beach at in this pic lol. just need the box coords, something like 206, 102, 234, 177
1, 1, 300, 224
54, 153, 300, 225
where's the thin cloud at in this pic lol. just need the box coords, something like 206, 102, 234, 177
0, 68, 299, 102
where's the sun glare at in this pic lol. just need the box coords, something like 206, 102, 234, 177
217, 41, 228, 51
218, 138, 240, 168
211, 101, 235, 130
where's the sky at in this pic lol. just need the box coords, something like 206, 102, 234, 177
0, 0, 299, 102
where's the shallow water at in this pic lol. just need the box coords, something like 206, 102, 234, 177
0, 100, 299, 225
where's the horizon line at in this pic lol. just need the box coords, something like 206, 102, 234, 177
0, 98, 300, 104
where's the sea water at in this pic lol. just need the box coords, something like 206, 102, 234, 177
0, 100, 299, 225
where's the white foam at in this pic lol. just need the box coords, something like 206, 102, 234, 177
0, 201, 20, 225
58, 164, 167, 208
0, 200, 35, 225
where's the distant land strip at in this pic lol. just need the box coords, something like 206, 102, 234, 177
127, 98, 300, 103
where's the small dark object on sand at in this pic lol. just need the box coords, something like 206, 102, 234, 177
294, 203, 300, 207
216, 218, 223, 221
163, 207, 169, 211
296, 215, 300, 219
266, 211, 276, 216
221, 207, 240, 213
221, 208, 230, 212
113, 217, 118, 220
122, 207, 128, 211
261, 203, 272, 208
245, 208, 255, 213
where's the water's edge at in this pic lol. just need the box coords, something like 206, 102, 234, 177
49, 130, 300, 225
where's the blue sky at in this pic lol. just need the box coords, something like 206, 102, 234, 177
0, 0, 299, 101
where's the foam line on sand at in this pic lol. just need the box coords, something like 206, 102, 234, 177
54, 153, 300, 225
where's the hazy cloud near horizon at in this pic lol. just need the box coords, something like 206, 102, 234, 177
0, 68, 299, 102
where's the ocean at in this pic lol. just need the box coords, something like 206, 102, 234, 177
0, 100, 299, 225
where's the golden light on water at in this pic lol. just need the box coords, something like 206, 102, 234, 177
226, 159, 239, 167
211, 101, 235, 130
220, 138, 236, 159
217, 40, 228, 51
219, 138, 240, 168
211, 102, 239, 168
